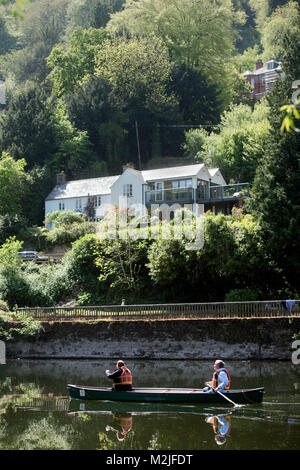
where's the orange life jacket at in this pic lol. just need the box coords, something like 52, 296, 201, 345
113, 367, 133, 386
212, 368, 231, 390
212, 416, 231, 437
120, 416, 133, 433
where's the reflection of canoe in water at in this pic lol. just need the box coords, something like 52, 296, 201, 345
67, 385, 264, 404
68, 398, 223, 415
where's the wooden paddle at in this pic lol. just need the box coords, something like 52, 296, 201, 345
209, 385, 244, 408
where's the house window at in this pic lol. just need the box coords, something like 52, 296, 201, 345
59, 202, 65, 210
95, 196, 101, 207
76, 198, 82, 210
123, 184, 133, 197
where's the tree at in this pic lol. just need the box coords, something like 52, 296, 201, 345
0, 12, 17, 55
249, 0, 270, 30
94, 36, 177, 113
0, 235, 22, 268
5, 0, 69, 83
0, 83, 57, 167
147, 210, 281, 302
95, 237, 150, 300
169, 62, 222, 125
232, 44, 261, 74
47, 27, 109, 96
229, 67, 254, 106
0, 152, 26, 216
51, 102, 95, 178
66, 0, 125, 33
183, 101, 270, 183
261, 1, 300, 61
232, 0, 260, 53
64, 74, 125, 172
107, 0, 242, 68
22, 165, 54, 226
247, 26, 300, 291
107, 0, 244, 110
0, 0, 30, 19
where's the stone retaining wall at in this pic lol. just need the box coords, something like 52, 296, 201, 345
6, 317, 300, 360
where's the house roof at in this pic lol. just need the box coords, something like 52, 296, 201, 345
243, 63, 281, 77
45, 175, 120, 201
208, 168, 219, 177
140, 163, 206, 182
46, 163, 224, 201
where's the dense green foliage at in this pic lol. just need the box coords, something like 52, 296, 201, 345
183, 101, 271, 183
0, 210, 286, 308
0, 1, 297, 189
0, 0, 299, 307
247, 22, 300, 291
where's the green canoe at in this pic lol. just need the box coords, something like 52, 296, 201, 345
67, 384, 264, 405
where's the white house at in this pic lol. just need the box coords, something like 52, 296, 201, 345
45, 163, 249, 224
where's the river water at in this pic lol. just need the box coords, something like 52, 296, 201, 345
0, 359, 299, 450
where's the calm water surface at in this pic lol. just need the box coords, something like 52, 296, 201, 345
0, 359, 299, 450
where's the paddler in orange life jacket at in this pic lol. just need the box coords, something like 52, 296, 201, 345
203, 360, 231, 393
106, 360, 133, 392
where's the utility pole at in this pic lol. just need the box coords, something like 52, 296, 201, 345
135, 120, 142, 170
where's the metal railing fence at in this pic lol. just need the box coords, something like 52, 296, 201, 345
15, 300, 300, 321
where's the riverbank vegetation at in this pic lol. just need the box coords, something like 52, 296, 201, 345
0, 208, 290, 308
0, 0, 299, 307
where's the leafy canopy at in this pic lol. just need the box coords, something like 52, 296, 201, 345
183, 101, 270, 182
0, 152, 27, 216
94, 36, 177, 112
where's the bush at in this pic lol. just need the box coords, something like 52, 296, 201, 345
0, 299, 9, 312
77, 292, 105, 306
45, 210, 85, 227
0, 215, 30, 245
45, 221, 97, 245
225, 288, 259, 302
22, 262, 74, 307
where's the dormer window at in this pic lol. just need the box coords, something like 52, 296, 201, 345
267, 60, 278, 70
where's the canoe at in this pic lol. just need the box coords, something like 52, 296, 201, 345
67, 384, 264, 405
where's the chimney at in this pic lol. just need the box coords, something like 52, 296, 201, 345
56, 171, 66, 185
256, 59, 263, 70
122, 162, 135, 172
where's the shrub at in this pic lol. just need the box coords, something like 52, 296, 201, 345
45, 221, 97, 245
225, 288, 259, 302
0, 299, 9, 312
45, 210, 85, 227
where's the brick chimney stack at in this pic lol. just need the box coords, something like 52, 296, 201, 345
256, 59, 263, 70
122, 162, 135, 172
56, 171, 66, 185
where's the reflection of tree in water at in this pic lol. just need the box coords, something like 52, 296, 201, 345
0, 415, 75, 450
15, 417, 74, 450
0, 380, 43, 415
0, 380, 75, 450
148, 431, 162, 450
